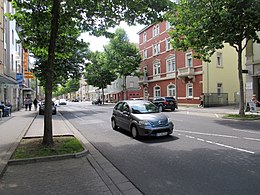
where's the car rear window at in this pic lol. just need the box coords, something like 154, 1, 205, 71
165, 97, 175, 101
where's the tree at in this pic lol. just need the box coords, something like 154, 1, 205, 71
85, 52, 117, 103
166, 0, 260, 116
105, 28, 142, 100
11, 0, 174, 145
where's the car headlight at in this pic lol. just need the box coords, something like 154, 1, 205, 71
139, 120, 152, 126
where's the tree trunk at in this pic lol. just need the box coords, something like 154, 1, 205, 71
123, 75, 127, 100
43, 0, 61, 146
237, 45, 245, 116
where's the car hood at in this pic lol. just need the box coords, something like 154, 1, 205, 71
132, 113, 168, 121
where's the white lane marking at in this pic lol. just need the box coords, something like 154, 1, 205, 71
244, 137, 260, 142
213, 142, 255, 154
186, 135, 195, 139
179, 130, 256, 154
232, 128, 260, 135
215, 114, 219, 118
74, 115, 84, 121
175, 129, 239, 139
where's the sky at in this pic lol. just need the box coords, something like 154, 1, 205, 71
79, 22, 145, 52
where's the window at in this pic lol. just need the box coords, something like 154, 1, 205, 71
166, 21, 171, 31
186, 83, 193, 98
166, 38, 173, 51
11, 54, 14, 70
153, 25, 160, 37
129, 81, 134, 88
12, 30, 14, 45
217, 83, 223, 96
153, 61, 160, 75
143, 49, 147, 59
216, 52, 223, 67
168, 85, 176, 97
154, 86, 161, 97
143, 32, 147, 42
153, 43, 160, 56
185, 52, 193, 67
166, 57, 175, 72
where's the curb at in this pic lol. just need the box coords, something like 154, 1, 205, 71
8, 149, 89, 165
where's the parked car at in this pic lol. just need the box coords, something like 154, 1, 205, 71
59, 99, 67, 105
152, 97, 177, 112
92, 99, 102, 105
111, 100, 174, 139
39, 101, 57, 115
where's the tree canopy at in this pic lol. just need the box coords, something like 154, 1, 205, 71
166, 0, 260, 115
10, 0, 174, 145
105, 28, 142, 99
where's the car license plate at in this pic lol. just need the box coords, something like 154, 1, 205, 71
156, 132, 168, 137
170, 102, 173, 104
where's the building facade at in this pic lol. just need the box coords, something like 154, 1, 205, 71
138, 21, 242, 106
0, 0, 22, 111
245, 33, 260, 102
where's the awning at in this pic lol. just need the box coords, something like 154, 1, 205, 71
0, 74, 18, 84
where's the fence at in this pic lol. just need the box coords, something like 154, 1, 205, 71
203, 93, 228, 107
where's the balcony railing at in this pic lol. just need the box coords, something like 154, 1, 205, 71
177, 67, 195, 78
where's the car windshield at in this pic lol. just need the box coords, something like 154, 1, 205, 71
130, 102, 159, 114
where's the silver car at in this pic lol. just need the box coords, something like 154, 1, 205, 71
111, 100, 174, 139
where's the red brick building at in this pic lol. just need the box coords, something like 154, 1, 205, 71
138, 21, 203, 105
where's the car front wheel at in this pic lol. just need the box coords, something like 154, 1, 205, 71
131, 126, 139, 139
111, 119, 118, 130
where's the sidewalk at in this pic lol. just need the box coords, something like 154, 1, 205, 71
0, 110, 142, 195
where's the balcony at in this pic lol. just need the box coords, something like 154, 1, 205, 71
177, 67, 195, 79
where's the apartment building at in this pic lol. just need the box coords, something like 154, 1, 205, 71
138, 21, 241, 106
0, 0, 22, 110
245, 32, 260, 102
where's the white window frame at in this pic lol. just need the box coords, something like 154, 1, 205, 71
154, 86, 161, 97
186, 83, 193, 98
216, 52, 223, 67
143, 32, 147, 43
153, 24, 160, 37
167, 84, 176, 97
153, 43, 160, 56
166, 21, 171, 31
153, 61, 161, 75
166, 38, 173, 51
166, 57, 175, 72
143, 49, 147, 59
185, 52, 193, 67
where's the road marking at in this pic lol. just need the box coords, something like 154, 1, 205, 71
244, 137, 260, 142
176, 129, 256, 154
232, 128, 260, 135
175, 129, 239, 139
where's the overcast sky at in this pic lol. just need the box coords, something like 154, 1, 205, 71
79, 22, 145, 52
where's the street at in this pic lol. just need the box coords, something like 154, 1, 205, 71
59, 101, 260, 195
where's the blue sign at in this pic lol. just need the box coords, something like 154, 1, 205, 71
16, 73, 23, 86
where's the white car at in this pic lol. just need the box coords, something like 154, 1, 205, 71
59, 99, 67, 105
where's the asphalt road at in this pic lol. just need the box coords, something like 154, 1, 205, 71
59, 101, 260, 195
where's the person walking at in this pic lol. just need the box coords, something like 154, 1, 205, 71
33, 98, 38, 111
28, 97, 33, 111
24, 97, 29, 111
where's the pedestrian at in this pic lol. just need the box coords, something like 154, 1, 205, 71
199, 93, 204, 108
251, 94, 260, 107
0, 101, 11, 117
24, 97, 29, 111
28, 97, 33, 111
6, 101, 13, 115
33, 98, 38, 111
